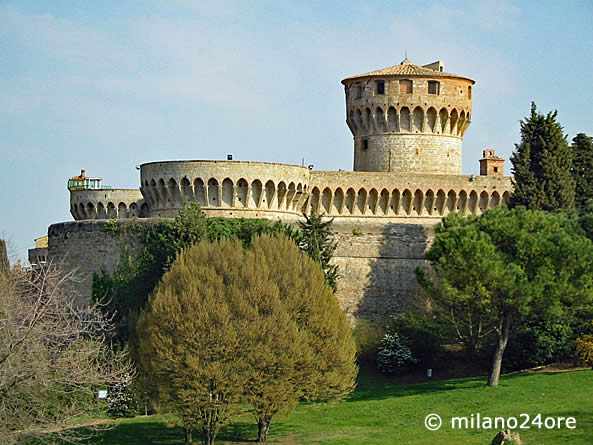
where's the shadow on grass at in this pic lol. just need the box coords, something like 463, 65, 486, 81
58, 418, 183, 445
217, 421, 258, 442
348, 364, 487, 403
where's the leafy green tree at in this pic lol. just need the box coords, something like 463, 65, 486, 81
510, 103, 575, 210
93, 206, 291, 343
0, 240, 9, 274
135, 235, 356, 444
571, 133, 593, 208
136, 239, 252, 444
418, 207, 593, 386
246, 235, 357, 441
296, 209, 339, 292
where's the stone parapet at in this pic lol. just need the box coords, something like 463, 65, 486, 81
139, 160, 310, 218
70, 189, 146, 220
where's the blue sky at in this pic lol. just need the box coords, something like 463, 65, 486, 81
1, 0, 592, 262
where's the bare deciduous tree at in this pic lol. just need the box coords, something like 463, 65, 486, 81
0, 264, 135, 444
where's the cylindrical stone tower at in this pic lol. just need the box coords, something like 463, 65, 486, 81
342, 59, 474, 175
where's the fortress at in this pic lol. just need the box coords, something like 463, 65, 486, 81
48, 59, 513, 320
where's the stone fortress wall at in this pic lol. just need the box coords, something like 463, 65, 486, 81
50, 58, 514, 321
48, 217, 436, 320
69, 164, 511, 222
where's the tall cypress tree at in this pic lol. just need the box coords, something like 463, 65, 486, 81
510, 103, 575, 210
0, 240, 9, 274
571, 133, 593, 208
297, 209, 339, 292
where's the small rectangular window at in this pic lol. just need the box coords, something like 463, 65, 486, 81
356, 85, 363, 99
376, 80, 385, 95
428, 81, 440, 95
468, 85, 472, 99
362, 139, 368, 151
493, 166, 498, 173
399, 79, 413, 94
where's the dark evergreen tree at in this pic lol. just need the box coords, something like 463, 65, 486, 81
0, 240, 9, 274
297, 209, 339, 292
571, 133, 593, 208
509, 102, 575, 210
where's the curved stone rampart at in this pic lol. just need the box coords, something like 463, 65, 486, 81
70, 189, 147, 220
308, 171, 512, 219
140, 160, 311, 218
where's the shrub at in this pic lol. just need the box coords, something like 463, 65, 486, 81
106, 384, 137, 418
504, 318, 574, 371
575, 334, 593, 369
376, 333, 417, 374
384, 313, 443, 368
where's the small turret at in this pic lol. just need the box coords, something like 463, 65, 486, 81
479, 149, 504, 176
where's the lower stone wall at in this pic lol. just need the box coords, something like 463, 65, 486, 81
47, 220, 156, 305
48, 218, 436, 321
331, 221, 434, 322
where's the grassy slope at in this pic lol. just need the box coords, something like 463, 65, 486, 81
69, 370, 593, 444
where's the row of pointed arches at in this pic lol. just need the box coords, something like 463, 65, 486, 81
347, 106, 471, 137
71, 200, 148, 220
308, 186, 509, 217
141, 177, 308, 212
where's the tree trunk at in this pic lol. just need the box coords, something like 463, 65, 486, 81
201, 428, 215, 445
258, 416, 271, 442
184, 427, 192, 444
488, 315, 511, 387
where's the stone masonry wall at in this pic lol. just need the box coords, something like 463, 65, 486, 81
331, 220, 434, 322
354, 134, 462, 174
48, 217, 435, 322
48, 220, 156, 305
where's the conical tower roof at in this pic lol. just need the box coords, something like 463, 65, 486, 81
341, 59, 474, 84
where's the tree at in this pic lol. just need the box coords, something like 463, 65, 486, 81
246, 235, 356, 441
94, 205, 287, 344
0, 240, 8, 274
571, 133, 593, 208
136, 239, 252, 445
0, 265, 134, 444
296, 209, 339, 292
418, 207, 593, 387
510, 102, 575, 210
135, 235, 356, 444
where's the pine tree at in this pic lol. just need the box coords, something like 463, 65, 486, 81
571, 133, 593, 208
297, 209, 339, 292
509, 102, 575, 210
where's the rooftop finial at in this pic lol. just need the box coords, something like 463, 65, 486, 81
400, 50, 411, 65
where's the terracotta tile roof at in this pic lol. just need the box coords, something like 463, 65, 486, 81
482, 155, 505, 161
342, 59, 474, 84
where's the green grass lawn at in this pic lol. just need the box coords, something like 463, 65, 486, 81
59, 368, 593, 444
